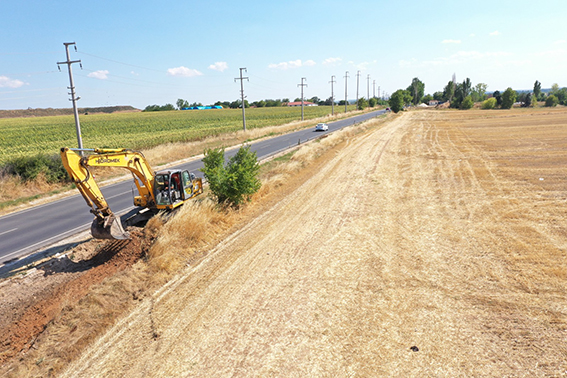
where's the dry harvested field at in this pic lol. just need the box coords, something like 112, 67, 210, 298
52, 108, 566, 377
2, 108, 567, 377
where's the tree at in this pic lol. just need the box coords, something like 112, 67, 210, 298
492, 90, 502, 106
472, 83, 488, 102
556, 88, 567, 105
357, 97, 368, 110
389, 89, 409, 113
176, 98, 185, 110
460, 95, 474, 110
482, 98, 497, 109
545, 95, 559, 107
533, 80, 542, 99
551, 83, 559, 95
433, 91, 444, 101
501, 87, 516, 109
523, 93, 532, 108
368, 97, 377, 107
443, 80, 455, 102
201, 145, 261, 207
406, 77, 425, 105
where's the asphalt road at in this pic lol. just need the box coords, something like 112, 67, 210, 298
0, 109, 385, 265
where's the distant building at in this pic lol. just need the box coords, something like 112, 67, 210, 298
428, 100, 439, 106
287, 101, 317, 107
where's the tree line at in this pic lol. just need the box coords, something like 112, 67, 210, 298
388, 77, 567, 113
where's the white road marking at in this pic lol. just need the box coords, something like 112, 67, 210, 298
0, 228, 17, 236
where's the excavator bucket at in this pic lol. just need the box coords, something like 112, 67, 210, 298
91, 215, 131, 240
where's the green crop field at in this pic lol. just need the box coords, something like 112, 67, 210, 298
0, 105, 357, 166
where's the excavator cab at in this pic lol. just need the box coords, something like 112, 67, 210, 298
154, 170, 199, 209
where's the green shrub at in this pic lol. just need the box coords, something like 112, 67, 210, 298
201, 145, 261, 207
482, 98, 497, 109
545, 95, 559, 107
4, 153, 70, 183
460, 95, 474, 110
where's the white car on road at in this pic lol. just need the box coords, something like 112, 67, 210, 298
315, 123, 328, 131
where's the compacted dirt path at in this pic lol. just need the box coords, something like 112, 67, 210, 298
61, 111, 567, 377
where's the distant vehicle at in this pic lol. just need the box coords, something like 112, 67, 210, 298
315, 123, 328, 131
386, 107, 391, 111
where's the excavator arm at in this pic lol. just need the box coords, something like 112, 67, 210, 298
60, 147, 157, 240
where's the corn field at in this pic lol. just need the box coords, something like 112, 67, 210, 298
0, 106, 355, 166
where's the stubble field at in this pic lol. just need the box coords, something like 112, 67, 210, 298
54, 107, 567, 377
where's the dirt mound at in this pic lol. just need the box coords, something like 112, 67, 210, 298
0, 228, 151, 364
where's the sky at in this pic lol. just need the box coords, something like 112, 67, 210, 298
1, 0, 566, 110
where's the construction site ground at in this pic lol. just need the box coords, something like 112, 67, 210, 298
1, 108, 567, 376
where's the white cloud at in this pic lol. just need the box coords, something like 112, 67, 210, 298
87, 70, 109, 80
470, 33, 476, 37
167, 66, 203, 77
490, 30, 501, 36
323, 57, 342, 65
0, 75, 25, 88
268, 59, 314, 70
442, 39, 461, 44
208, 61, 228, 72
554, 39, 566, 45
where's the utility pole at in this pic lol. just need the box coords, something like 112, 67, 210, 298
329, 75, 336, 115
298, 77, 307, 121
57, 42, 83, 151
343, 71, 349, 112
234, 67, 249, 131
373, 80, 376, 98
367, 74, 370, 100
378, 86, 381, 99
356, 70, 361, 106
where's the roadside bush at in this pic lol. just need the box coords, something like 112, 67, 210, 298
482, 98, 497, 109
201, 145, 261, 207
460, 95, 474, 110
545, 95, 559, 107
3, 153, 70, 183
357, 98, 368, 110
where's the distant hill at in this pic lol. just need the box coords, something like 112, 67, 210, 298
0, 106, 140, 119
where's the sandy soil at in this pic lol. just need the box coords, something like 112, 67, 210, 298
50, 109, 567, 377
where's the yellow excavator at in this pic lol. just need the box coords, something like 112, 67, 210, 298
60, 147, 203, 240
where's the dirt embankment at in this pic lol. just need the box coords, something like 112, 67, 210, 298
0, 229, 153, 365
